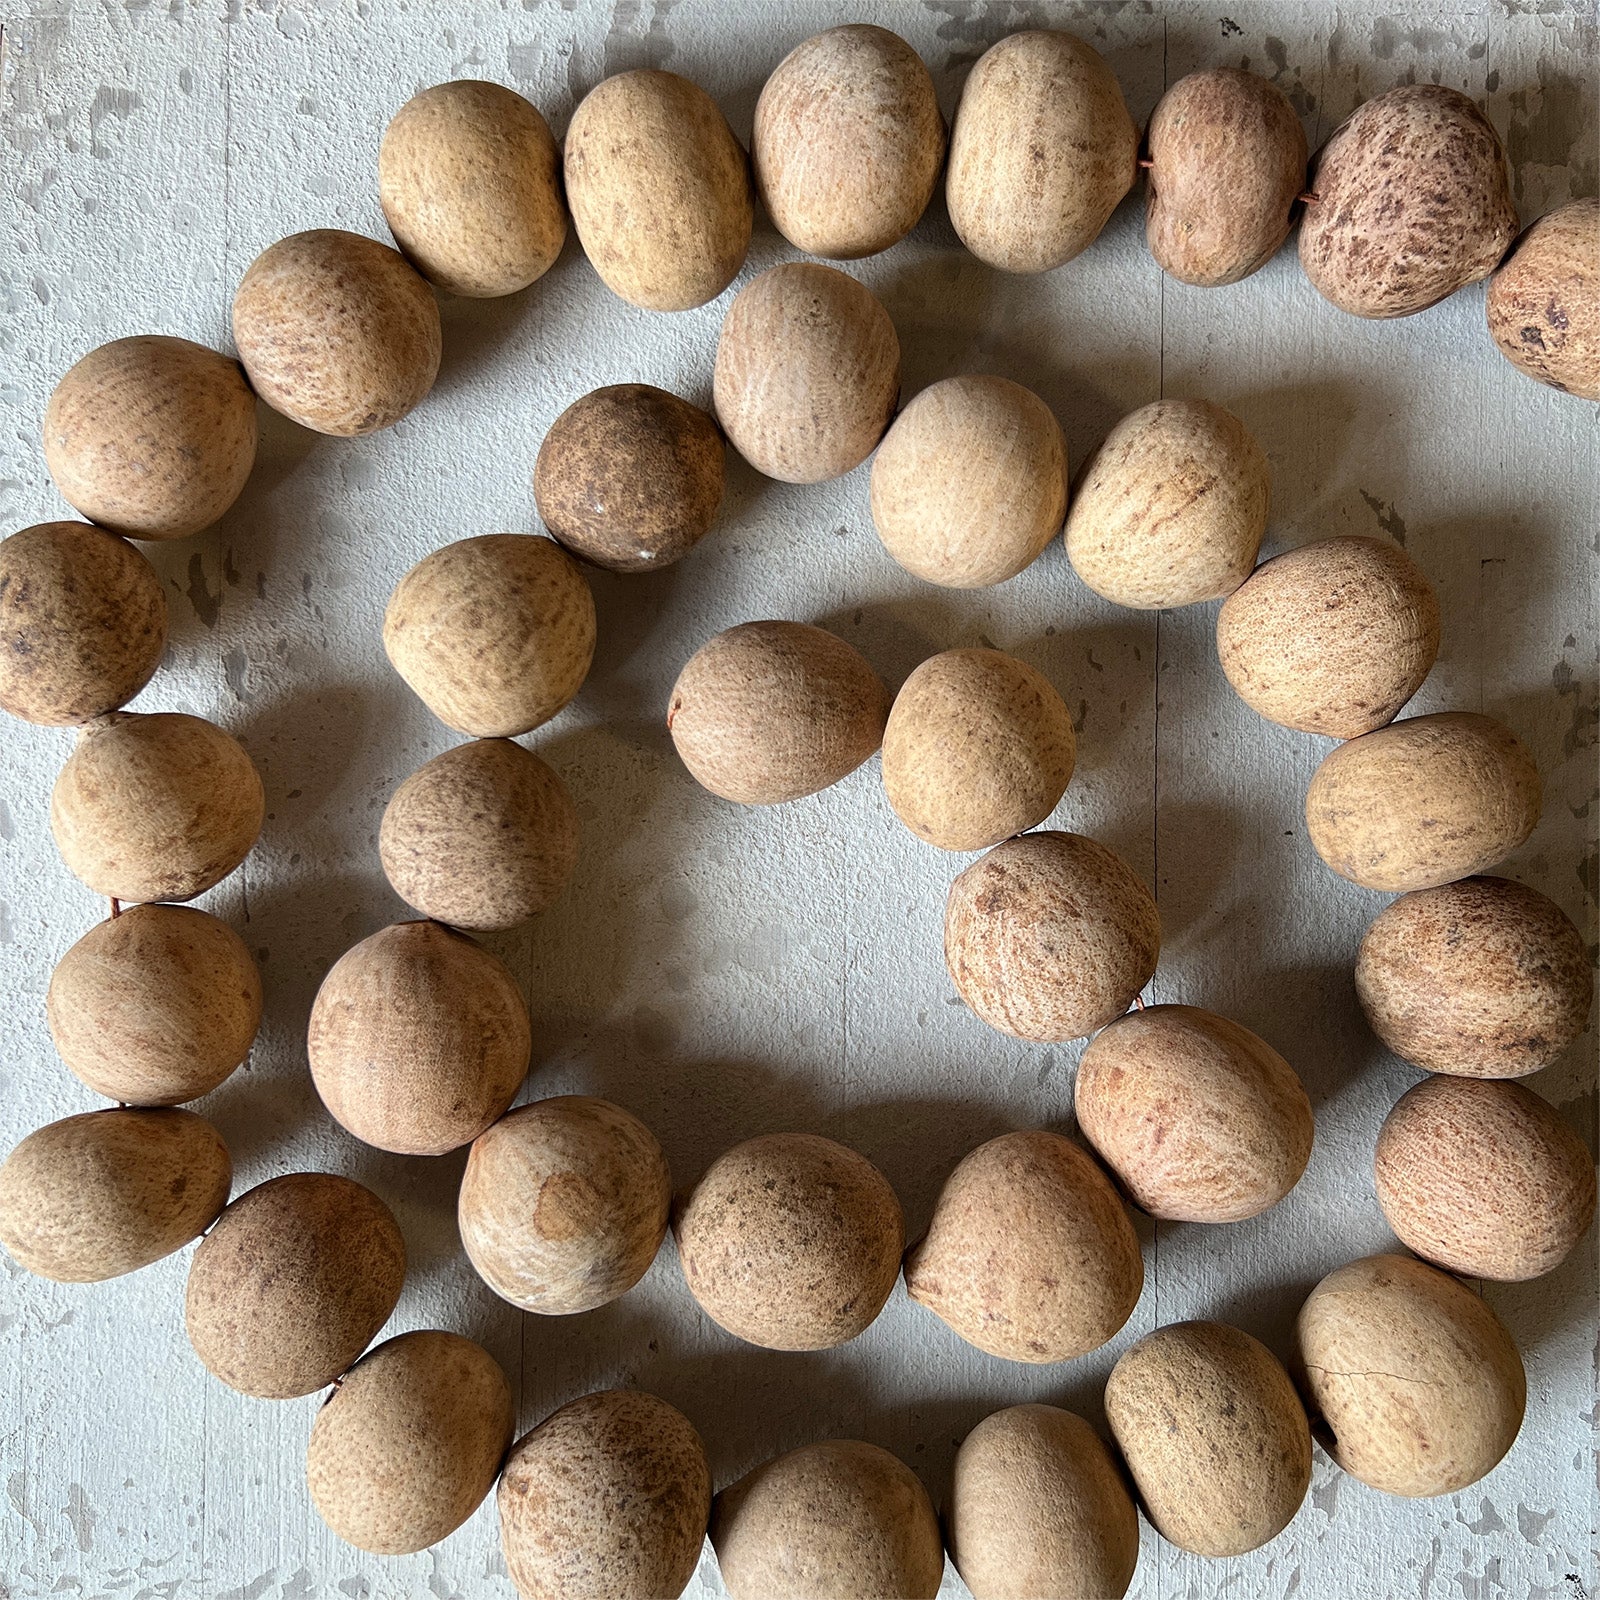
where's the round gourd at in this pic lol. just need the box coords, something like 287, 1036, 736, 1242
667, 620, 889, 805
379, 738, 579, 931
946, 30, 1137, 272
712, 1439, 942, 1600
307, 1329, 513, 1555
713, 262, 900, 483
232, 229, 441, 435
1305, 711, 1541, 892
1375, 1075, 1595, 1281
1487, 198, 1600, 399
1105, 1320, 1311, 1557
1355, 876, 1592, 1077
1217, 535, 1440, 737
674, 1132, 903, 1351
534, 384, 724, 572
1076, 1004, 1313, 1223
904, 1129, 1143, 1362
881, 648, 1076, 851
498, 1388, 710, 1600
1065, 398, 1269, 609
869, 376, 1067, 588
945, 831, 1160, 1042
459, 1096, 670, 1314
307, 920, 530, 1156
42, 335, 258, 539
0, 521, 167, 725
949, 1404, 1139, 1600
752, 25, 944, 259
1296, 1253, 1525, 1497
564, 69, 752, 312
379, 79, 566, 298
0, 1108, 230, 1282
47, 903, 262, 1105
1300, 85, 1518, 319
185, 1172, 406, 1398
1144, 68, 1309, 287
384, 534, 596, 737
50, 711, 265, 903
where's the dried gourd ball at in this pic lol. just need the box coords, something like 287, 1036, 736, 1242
184, 1171, 406, 1399
869, 375, 1068, 588
1305, 711, 1541, 892
0, 1107, 230, 1282
674, 1132, 903, 1351
459, 1096, 670, 1314
379, 738, 579, 931
534, 384, 725, 572
1355, 876, 1592, 1077
667, 620, 890, 805
308, 920, 531, 1156
1487, 198, 1600, 399
43, 335, 258, 539
49, 711, 265, 903
945, 831, 1160, 1042
714, 262, 900, 483
307, 1329, 514, 1556
384, 533, 596, 738
1217, 535, 1440, 737
47, 903, 262, 1105
379, 79, 566, 298
0, 520, 167, 725
881, 648, 1076, 851
233, 228, 441, 435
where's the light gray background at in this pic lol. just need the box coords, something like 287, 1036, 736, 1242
1, 2, 1595, 1597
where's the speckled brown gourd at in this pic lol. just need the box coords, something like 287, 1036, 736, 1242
1106, 1320, 1312, 1557
498, 1388, 711, 1600
1144, 68, 1309, 287
713, 262, 901, 483
564, 69, 752, 312
946, 30, 1137, 273
379, 79, 567, 298
0, 1107, 230, 1282
948, 1403, 1139, 1600
712, 1439, 943, 1600
753, 25, 945, 260
306, 1329, 514, 1555
1304, 711, 1541, 892
459, 1096, 670, 1314
47, 903, 262, 1105
1355, 876, 1592, 1077
49, 711, 265, 903
0, 521, 167, 725
881, 648, 1076, 851
1075, 1004, 1313, 1223
379, 739, 580, 931
1299, 85, 1519, 319
1375, 1075, 1595, 1281
1295, 1253, 1526, 1498
184, 1172, 406, 1399
1486, 197, 1600, 399
870, 376, 1068, 588
307, 920, 531, 1156
534, 384, 725, 572
383, 533, 596, 738
904, 1129, 1143, 1362
43, 335, 258, 539
673, 1132, 903, 1351
944, 831, 1160, 1041
232, 228, 442, 435
667, 620, 890, 805
1065, 398, 1269, 609
1217, 535, 1441, 737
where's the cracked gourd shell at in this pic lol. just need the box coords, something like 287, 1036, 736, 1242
1486, 197, 1600, 399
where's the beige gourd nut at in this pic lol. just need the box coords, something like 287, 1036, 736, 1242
1486, 198, 1600, 399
